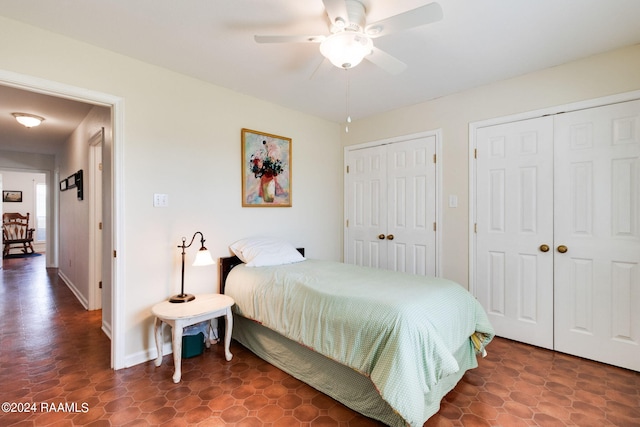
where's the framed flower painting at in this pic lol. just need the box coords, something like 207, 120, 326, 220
241, 128, 292, 207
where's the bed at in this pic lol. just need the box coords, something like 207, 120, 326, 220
220, 239, 494, 427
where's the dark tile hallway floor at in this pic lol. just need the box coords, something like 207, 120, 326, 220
1, 255, 639, 426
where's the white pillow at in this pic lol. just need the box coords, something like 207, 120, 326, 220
229, 237, 305, 267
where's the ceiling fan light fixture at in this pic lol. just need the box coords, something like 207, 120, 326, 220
320, 31, 373, 69
12, 112, 45, 128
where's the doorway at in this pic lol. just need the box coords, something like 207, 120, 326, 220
0, 70, 124, 369
0, 170, 47, 255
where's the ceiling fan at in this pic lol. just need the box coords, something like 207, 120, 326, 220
254, 0, 443, 74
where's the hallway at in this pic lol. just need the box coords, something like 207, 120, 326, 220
1, 255, 639, 426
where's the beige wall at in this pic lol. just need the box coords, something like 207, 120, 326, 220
0, 16, 342, 366
58, 105, 110, 310
343, 44, 640, 287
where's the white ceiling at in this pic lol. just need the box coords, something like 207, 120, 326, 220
2, 0, 640, 153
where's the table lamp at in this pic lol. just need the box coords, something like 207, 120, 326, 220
170, 231, 214, 303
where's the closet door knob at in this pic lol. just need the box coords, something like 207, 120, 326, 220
386, 234, 394, 240
539, 244, 550, 252
557, 245, 568, 253
378, 234, 386, 240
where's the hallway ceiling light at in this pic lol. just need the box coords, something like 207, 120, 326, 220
12, 112, 45, 128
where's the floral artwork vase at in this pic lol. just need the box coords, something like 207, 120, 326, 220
260, 175, 276, 202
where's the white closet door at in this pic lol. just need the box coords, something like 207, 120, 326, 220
346, 145, 388, 268
554, 100, 640, 371
386, 136, 437, 276
345, 136, 437, 276
475, 117, 555, 349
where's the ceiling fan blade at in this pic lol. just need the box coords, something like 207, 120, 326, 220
365, 2, 443, 38
366, 46, 407, 75
254, 35, 325, 44
322, 0, 349, 28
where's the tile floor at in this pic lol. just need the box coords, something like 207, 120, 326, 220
1, 255, 639, 426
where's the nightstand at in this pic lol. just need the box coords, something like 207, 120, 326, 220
152, 293, 234, 383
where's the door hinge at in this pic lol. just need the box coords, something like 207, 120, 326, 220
346, 165, 350, 173
99, 162, 103, 171
98, 222, 103, 230
346, 219, 349, 227
433, 154, 436, 163
113, 250, 117, 258
99, 281, 102, 289
474, 223, 477, 233
433, 222, 436, 231
474, 148, 477, 159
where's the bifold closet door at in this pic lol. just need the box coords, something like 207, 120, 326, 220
553, 100, 640, 372
345, 136, 437, 276
475, 116, 555, 349
346, 144, 388, 269
476, 99, 640, 371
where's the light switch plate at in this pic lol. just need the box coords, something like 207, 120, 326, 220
153, 193, 169, 207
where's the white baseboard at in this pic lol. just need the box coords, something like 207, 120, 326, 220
101, 321, 112, 340
57, 270, 89, 309
125, 342, 173, 368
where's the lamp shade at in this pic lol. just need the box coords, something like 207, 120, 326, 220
320, 31, 373, 69
192, 248, 214, 266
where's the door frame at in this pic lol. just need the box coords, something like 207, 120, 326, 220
88, 128, 104, 311
468, 89, 640, 296
0, 69, 126, 370
343, 129, 443, 275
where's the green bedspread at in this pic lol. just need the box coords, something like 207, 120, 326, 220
225, 260, 494, 426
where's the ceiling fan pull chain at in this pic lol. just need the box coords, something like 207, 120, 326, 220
345, 67, 351, 132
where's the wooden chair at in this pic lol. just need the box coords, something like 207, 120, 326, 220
2, 212, 35, 257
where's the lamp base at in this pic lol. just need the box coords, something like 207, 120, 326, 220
169, 293, 195, 303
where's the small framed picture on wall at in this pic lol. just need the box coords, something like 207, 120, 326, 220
67, 173, 77, 189
3, 191, 22, 202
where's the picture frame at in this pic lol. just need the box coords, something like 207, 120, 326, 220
67, 173, 77, 189
241, 128, 292, 207
59, 170, 84, 200
76, 169, 84, 201
3, 191, 22, 203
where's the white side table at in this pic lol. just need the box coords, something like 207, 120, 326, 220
152, 293, 234, 383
